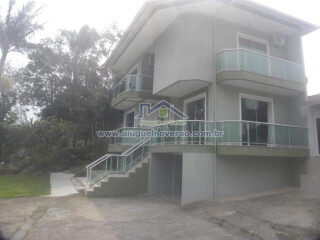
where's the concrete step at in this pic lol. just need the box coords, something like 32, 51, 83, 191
87, 157, 150, 197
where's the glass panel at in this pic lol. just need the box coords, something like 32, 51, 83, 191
252, 41, 267, 54
216, 50, 304, 83
241, 98, 257, 121
238, 37, 252, 50
112, 75, 154, 99
217, 121, 308, 148
290, 127, 308, 147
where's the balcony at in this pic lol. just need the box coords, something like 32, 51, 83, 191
108, 127, 146, 153
217, 121, 309, 157
150, 120, 215, 153
111, 75, 157, 110
107, 121, 309, 157
216, 49, 305, 95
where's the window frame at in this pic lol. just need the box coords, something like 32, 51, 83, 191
183, 92, 207, 121
239, 93, 274, 123
236, 32, 270, 55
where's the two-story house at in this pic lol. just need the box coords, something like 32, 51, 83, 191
73, 0, 318, 205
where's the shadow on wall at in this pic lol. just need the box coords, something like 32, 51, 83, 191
0, 231, 7, 240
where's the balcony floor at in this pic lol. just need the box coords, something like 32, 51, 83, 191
217, 145, 309, 158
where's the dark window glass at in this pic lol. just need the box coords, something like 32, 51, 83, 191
126, 112, 134, 127
241, 98, 269, 145
187, 98, 205, 120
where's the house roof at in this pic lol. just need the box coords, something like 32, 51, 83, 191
105, 0, 319, 71
308, 94, 320, 106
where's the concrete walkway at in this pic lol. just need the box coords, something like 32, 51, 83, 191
1, 190, 320, 240
49, 173, 77, 197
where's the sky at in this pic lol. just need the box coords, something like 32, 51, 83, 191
1, 0, 320, 96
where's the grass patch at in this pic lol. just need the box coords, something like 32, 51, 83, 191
0, 174, 50, 198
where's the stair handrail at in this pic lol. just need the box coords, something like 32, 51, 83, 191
86, 154, 111, 169
86, 138, 151, 190
87, 138, 149, 170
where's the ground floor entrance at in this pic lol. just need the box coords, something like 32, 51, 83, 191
148, 152, 215, 205
148, 153, 182, 197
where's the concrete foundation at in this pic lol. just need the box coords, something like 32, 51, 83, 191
216, 156, 306, 198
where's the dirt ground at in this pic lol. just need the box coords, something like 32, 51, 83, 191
1, 189, 320, 240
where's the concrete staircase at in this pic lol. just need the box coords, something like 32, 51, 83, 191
301, 157, 320, 193
76, 156, 150, 197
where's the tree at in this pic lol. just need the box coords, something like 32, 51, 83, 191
15, 24, 122, 162
18, 24, 121, 107
0, 0, 43, 78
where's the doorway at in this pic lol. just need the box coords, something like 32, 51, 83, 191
240, 94, 273, 145
184, 93, 206, 144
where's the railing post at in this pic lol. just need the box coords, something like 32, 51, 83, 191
191, 122, 194, 145
117, 156, 119, 173
142, 144, 144, 157
247, 122, 250, 146
288, 127, 291, 147
175, 124, 177, 144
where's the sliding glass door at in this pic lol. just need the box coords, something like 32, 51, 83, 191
241, 98, 269, 145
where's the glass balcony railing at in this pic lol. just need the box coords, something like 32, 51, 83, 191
216, 49, 305, 83
109, 127, 148, 145
112, 75, 153, 100
217, 121, 309, 148
151, 120, 215, 145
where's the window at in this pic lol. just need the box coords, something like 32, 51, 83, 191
241, 98, 269, 123
184, 93, 206, 121
125, 111, 135, 127
238, 36, 268, 54
238, 34, 269, 75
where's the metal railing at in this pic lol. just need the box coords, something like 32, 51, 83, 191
112, 75, 153, 100
109, 127, 150, 145
217, 120, 309, 148
86, 138, 150, 190
216, 49, 305, 83
151, 120, 215, 145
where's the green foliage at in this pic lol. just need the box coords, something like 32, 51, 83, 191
2, 22, 122, 172
0, 0, 43, 77
0, 174, 50, 198
3, 117, 78, 171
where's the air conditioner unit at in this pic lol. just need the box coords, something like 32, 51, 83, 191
272, 33, 285, 46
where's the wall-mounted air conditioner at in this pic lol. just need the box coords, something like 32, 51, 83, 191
272, 33, 285, 46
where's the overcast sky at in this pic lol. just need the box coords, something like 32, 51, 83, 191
1, 0, 319, 96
